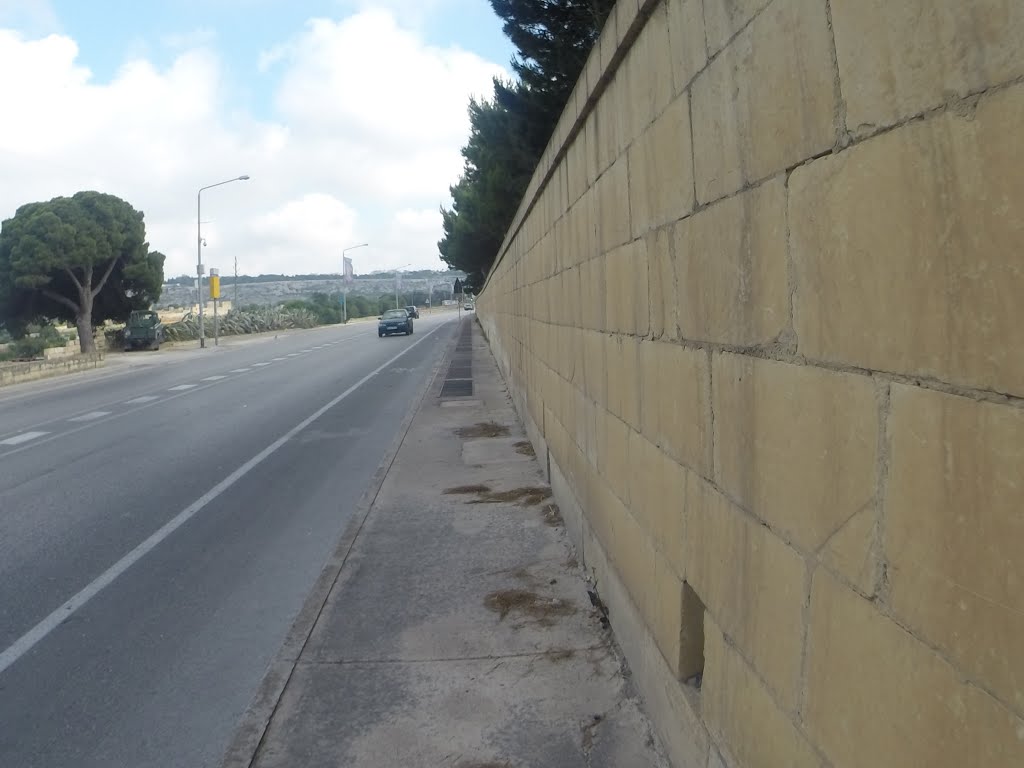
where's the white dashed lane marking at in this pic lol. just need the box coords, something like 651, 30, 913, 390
286, 353, 300, 357
168, 384, 196, 391
202, 375, 227, 381
0, 431, 50, 446
68, 411, 111, 422
252, 362, 271, 367
125, 396, 160, 405
230, 368, 251, 373
272, 357, 287, 362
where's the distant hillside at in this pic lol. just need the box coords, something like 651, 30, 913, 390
156, 272, 466, 309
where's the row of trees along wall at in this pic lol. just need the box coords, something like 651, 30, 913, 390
476, 1, 1024, 767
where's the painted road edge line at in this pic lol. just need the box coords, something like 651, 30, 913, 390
0, 320, 452, 678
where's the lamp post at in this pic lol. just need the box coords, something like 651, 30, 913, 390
341, 243, 368, 322
197, 175, 249, 348
394, 263, 411, 311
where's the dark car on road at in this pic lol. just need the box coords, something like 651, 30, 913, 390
404, 305, 420, 319
378, 308, 414, 337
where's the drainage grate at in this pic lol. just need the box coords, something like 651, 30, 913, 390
441, 319, 475, 398
441, 379, 473, 397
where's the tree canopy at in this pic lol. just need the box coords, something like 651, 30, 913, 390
0, 191, 165, 353
439, 0, 615, 288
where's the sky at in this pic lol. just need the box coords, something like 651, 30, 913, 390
0, 0, 516, 278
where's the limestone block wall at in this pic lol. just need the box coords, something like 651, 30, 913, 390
475, 1, 1024, 766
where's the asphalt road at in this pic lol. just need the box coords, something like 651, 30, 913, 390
0, 312, 457, 768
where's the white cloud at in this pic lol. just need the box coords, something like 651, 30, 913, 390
0, 0, 58, 35
0, 8, 506, 279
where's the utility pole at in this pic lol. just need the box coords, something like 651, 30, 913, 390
234, 256, 238, 309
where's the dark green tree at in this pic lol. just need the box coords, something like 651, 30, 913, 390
0, 191, 165, 353
439, 0, 615, 286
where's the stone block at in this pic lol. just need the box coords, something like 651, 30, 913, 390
566, 134, 587, 206
667, 0, 707, 92
606, 334, 641, 430
610, 504, 655, 614
625, 0, 675, 140
646, 226, 677, 341
702, 620, 821, 768
885, 385, 1024, 715
702, 0, 772, 54
648, 551, 686, 677
597, 155, 632, 253
819, 505, 878, 597
791, 85, 1024, 397
579, 255, 606, 331
598, 408, 632, 506
674, 176, 788, 346
712, 353, 878, 553
604, 240, 648, 336
628, 94, 695, 238
640, 340, 712, 475
582, 330, 606, 404
686, 482, 807, 710
832, 0, 1024, 134
806, 568, 1024, 768
691, 0, 837, 202
627, 431, 688, 579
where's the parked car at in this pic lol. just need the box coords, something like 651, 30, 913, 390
463, 301, 474, 311
123, 310, 164, 351
404, 305, 420, 319
378, 308, 413, 337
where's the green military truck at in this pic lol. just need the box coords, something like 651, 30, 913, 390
123, 310, 164, 351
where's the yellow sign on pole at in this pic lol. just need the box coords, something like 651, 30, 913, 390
209, 274, 221, 300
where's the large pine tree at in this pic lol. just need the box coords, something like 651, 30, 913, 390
439, 0, 615, 287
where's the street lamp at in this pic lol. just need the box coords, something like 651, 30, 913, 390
394, 263, 411, 311
197, 175, 249, 348
341, 243, 368, 322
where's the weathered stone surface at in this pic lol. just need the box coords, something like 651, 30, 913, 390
598, 408, 632, 506
625, 0, 675, 141
703, 620, 821, 768
667, 0, 707, 92
685, 481, 807, 710
597, 155, 632, 253
702, 0, 772, 54
691, 0, 837, 202
791, 85, 1024, 397
646, 226, 677, 341
712, 353, 879, 552
806, 568, 1024, 768
628, 431, 688, 578
640, 340, 711, 475
832, 0, 1024, 133
606, 334, 641, 430
674, 176, 788, 345
629, 94, 695, 237
819, 506, 878, 597
886, 385, 1024, 715
604, 240, 649, 336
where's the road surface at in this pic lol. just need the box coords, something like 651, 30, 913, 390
0, 313, 455, 767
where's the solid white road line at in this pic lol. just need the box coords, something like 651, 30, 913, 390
0, 431, 50, 446
0, 320, 451, 677
68, 411, 111, 423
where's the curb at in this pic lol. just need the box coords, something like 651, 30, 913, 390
218, 320, 458, 768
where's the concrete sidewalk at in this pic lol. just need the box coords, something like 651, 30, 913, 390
221, 316, 670, 768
